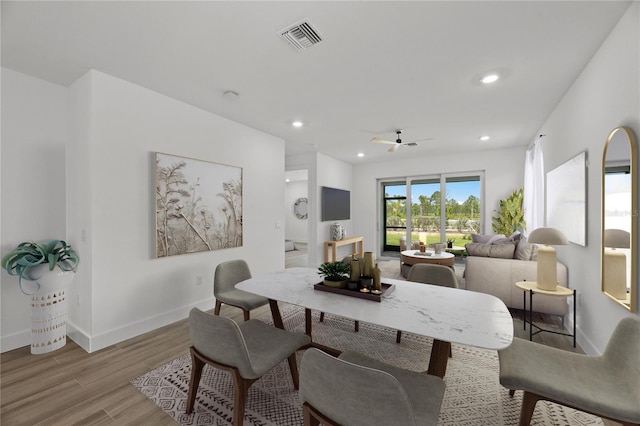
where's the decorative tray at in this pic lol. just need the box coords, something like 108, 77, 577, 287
313, 282, 395, 302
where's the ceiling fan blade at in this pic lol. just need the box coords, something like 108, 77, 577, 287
371, 137, 395, 145
407, 137, 435, 144
388, 144, 401, 153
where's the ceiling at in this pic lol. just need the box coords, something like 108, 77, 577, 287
1, 1, 631, 164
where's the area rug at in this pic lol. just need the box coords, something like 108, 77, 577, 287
131, 306, 603, 425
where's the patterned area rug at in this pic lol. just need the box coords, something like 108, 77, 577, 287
131, 306, 603, 425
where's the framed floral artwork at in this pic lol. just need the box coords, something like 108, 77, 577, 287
155, 152, 242, 257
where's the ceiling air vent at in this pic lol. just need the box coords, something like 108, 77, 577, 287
279, 20, 323, 51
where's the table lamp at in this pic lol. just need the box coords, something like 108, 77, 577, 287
604, 228, 630, 300
528, 227, 568, 291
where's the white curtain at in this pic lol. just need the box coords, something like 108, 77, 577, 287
523, 136, 545, 236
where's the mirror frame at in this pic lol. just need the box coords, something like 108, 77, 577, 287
601, 126, 637, 312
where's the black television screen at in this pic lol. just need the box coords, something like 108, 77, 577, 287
321, 186, 350, 221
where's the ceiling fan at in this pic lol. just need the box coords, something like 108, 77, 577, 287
370, 130, 434, 153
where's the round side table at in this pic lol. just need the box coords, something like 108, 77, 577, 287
515, 281, 576, 347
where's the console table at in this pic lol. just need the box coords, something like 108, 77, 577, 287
324, 236, 364, 262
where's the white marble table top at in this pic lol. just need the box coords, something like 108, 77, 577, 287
236, 267, 513, 350
401, 249, 454, 260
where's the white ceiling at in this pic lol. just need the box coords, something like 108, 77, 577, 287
1, 1, 631, 164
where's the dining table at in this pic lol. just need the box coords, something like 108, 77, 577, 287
236, 267, 513, 378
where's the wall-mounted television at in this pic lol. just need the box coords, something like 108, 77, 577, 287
321, 186, 350, 221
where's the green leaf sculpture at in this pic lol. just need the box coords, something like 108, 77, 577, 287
1, 240, 79, 294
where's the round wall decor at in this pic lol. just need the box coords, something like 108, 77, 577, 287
294, 197, 308, 219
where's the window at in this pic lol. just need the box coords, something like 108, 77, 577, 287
381, 173, 483, 252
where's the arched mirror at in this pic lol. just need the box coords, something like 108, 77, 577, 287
601, 126, 637, 312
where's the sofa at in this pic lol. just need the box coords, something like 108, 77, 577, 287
463, 234, 568, 317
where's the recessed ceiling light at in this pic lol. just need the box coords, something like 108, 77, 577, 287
292, 121, 303, 128
285, 178, 291, 183
479, 135, 490, 141
357, 152, 364, 157
481, 74, 499, 84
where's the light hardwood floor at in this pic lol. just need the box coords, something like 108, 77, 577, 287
1, 251, 588, 425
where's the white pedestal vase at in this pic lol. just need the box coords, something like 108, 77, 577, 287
25, 264, 75, 354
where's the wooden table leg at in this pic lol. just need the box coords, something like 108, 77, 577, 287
427, 339, 451, 378
305, 308, 312, 337
269, 299, 284, 329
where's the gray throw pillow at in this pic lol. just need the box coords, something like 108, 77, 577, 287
465, 243, 492, 256
465, 242, 516, 258
487, 234, 507, 244
515, 238, 533, 260
488, 242, 517, 258
471, 234, 493, 243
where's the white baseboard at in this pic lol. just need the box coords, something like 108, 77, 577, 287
84, 297, 214, 353
1, 329, 30, 353
1, 297, 215, 354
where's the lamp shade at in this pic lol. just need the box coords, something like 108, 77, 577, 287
528, 227, 568, 246
604, 229, 630, 249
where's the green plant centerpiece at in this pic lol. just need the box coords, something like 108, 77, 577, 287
492, 188, 526, 236
318, 261, 350, 289
1, 240, 80, 294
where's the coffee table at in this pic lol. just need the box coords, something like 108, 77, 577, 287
400, 249, 455, 277
237, 267, 513, 378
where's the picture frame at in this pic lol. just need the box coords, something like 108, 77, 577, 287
155, 152, 243, 257
546, 151, 587, 246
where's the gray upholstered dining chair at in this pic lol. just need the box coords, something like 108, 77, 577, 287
186, 308, 311, 426
396, 263, 459, 343
213, 259, 268, 321
300, 348, 446, 426
499, 316, 640, 426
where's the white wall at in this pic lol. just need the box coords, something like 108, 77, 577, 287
536, 2, 639, 354
352, 146, 527, 257
2, 69, 286, 352
285, 180, 308, 243
1, 69, 69, 351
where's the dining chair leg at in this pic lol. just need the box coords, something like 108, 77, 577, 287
303, 403, 321, 426
243, 309, 250, 321
509, 389, 516, 397
231, 373, 253, 426
396, 330, 402, 343
519, 391, 542, 426
214, 300, 222, 316
186, 348, 205, 414
354, 321, 359, 332
319, 312, 325, 322
287, 352, 301, 389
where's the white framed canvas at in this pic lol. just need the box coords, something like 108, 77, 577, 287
155, 152, 243, 257
546, 151, 587, 246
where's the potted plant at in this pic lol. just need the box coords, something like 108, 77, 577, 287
318, 261, 350, 289
2, 239, 79, 294
492, 188, 526, 236
2, 239, 79, 354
